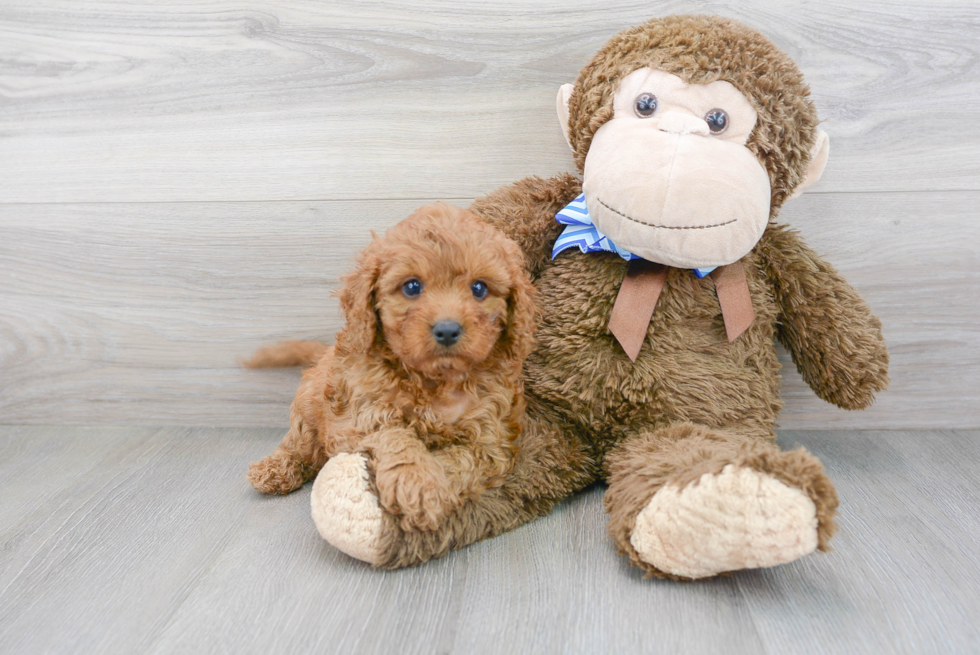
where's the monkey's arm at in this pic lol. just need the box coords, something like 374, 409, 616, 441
469, 173, 582, 279
758, 223, 889, 410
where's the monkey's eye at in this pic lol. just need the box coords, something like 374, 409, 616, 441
471, 280, 488, 300
402, 279, 423, 297
634, 93, 658, 118
704, 109, 729, 134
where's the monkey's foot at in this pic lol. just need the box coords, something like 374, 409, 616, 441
311, 453, 384, 565
630, 464, 819, 579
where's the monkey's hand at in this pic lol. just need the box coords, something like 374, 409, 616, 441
469, 173, 582, 280
759, 223, 889, 410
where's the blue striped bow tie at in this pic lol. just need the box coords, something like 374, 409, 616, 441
551, 194, 717, 279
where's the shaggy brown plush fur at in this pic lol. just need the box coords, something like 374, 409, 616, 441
246, 203, 538, 531
355, 15, 888, 576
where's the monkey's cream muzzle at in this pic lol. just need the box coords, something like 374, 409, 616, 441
582, 117, 771, 269
579, 69, 771, 269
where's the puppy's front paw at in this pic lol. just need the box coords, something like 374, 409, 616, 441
375, 463, 460, 531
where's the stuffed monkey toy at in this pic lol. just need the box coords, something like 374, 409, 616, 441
310, 14, 889, 579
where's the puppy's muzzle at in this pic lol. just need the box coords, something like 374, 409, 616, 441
432, 320, 463, 347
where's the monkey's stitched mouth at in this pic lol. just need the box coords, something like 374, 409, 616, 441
597, 198, 738, 230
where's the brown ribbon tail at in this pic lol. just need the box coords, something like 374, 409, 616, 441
608, 260, 667, 361
710, 260, 755, 342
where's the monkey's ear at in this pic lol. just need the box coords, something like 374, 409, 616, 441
556, 83, 574, 150
788, 129, 830, 200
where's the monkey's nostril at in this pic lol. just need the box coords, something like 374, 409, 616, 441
432, 321, 463, 347
655, 111, 710, 136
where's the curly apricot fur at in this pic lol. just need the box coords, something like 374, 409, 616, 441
246, 204, 537, 532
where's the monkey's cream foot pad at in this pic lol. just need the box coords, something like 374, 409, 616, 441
630, 464, 818, 579
311, 453, 384, 565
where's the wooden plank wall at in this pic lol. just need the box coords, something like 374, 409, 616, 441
1, 0, 977, 428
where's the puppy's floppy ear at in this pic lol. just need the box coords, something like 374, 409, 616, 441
338, 238, 383, 353
499, 239, 539, 367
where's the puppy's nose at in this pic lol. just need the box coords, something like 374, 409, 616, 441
432, 320, 462, 347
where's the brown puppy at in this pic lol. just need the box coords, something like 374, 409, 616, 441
245, 203, 537, 531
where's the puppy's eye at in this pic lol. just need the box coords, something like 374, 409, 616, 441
402, 279, 422, 297
471, 281, 488, 300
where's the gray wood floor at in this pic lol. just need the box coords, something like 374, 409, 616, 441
1, 426, 978, 654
